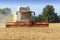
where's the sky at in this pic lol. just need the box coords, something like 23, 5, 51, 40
0, 0, 60, 16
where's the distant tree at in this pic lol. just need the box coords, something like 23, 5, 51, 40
0, 8, 11, 15
41, 5, 59, 23
2, 8, 11, 15
32, 16, 38, 22
37, 14, 43, 22
0, 9, 3, 14
58, 15, 60, 22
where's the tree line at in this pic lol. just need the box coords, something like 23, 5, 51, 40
33, 5, 60, 23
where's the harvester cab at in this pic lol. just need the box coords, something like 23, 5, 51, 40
16, 6, 35, 22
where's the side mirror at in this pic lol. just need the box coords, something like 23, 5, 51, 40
30, 11, 35, 15
34, 12, 35, 15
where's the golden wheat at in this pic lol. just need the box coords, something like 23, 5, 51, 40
0, 23, 60, 40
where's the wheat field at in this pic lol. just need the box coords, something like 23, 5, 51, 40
0, 23, 60, 40
0, 14, 60, 40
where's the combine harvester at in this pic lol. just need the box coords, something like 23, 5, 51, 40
6, 6, 49, 27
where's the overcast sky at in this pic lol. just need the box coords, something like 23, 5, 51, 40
0, 0, 60, 16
